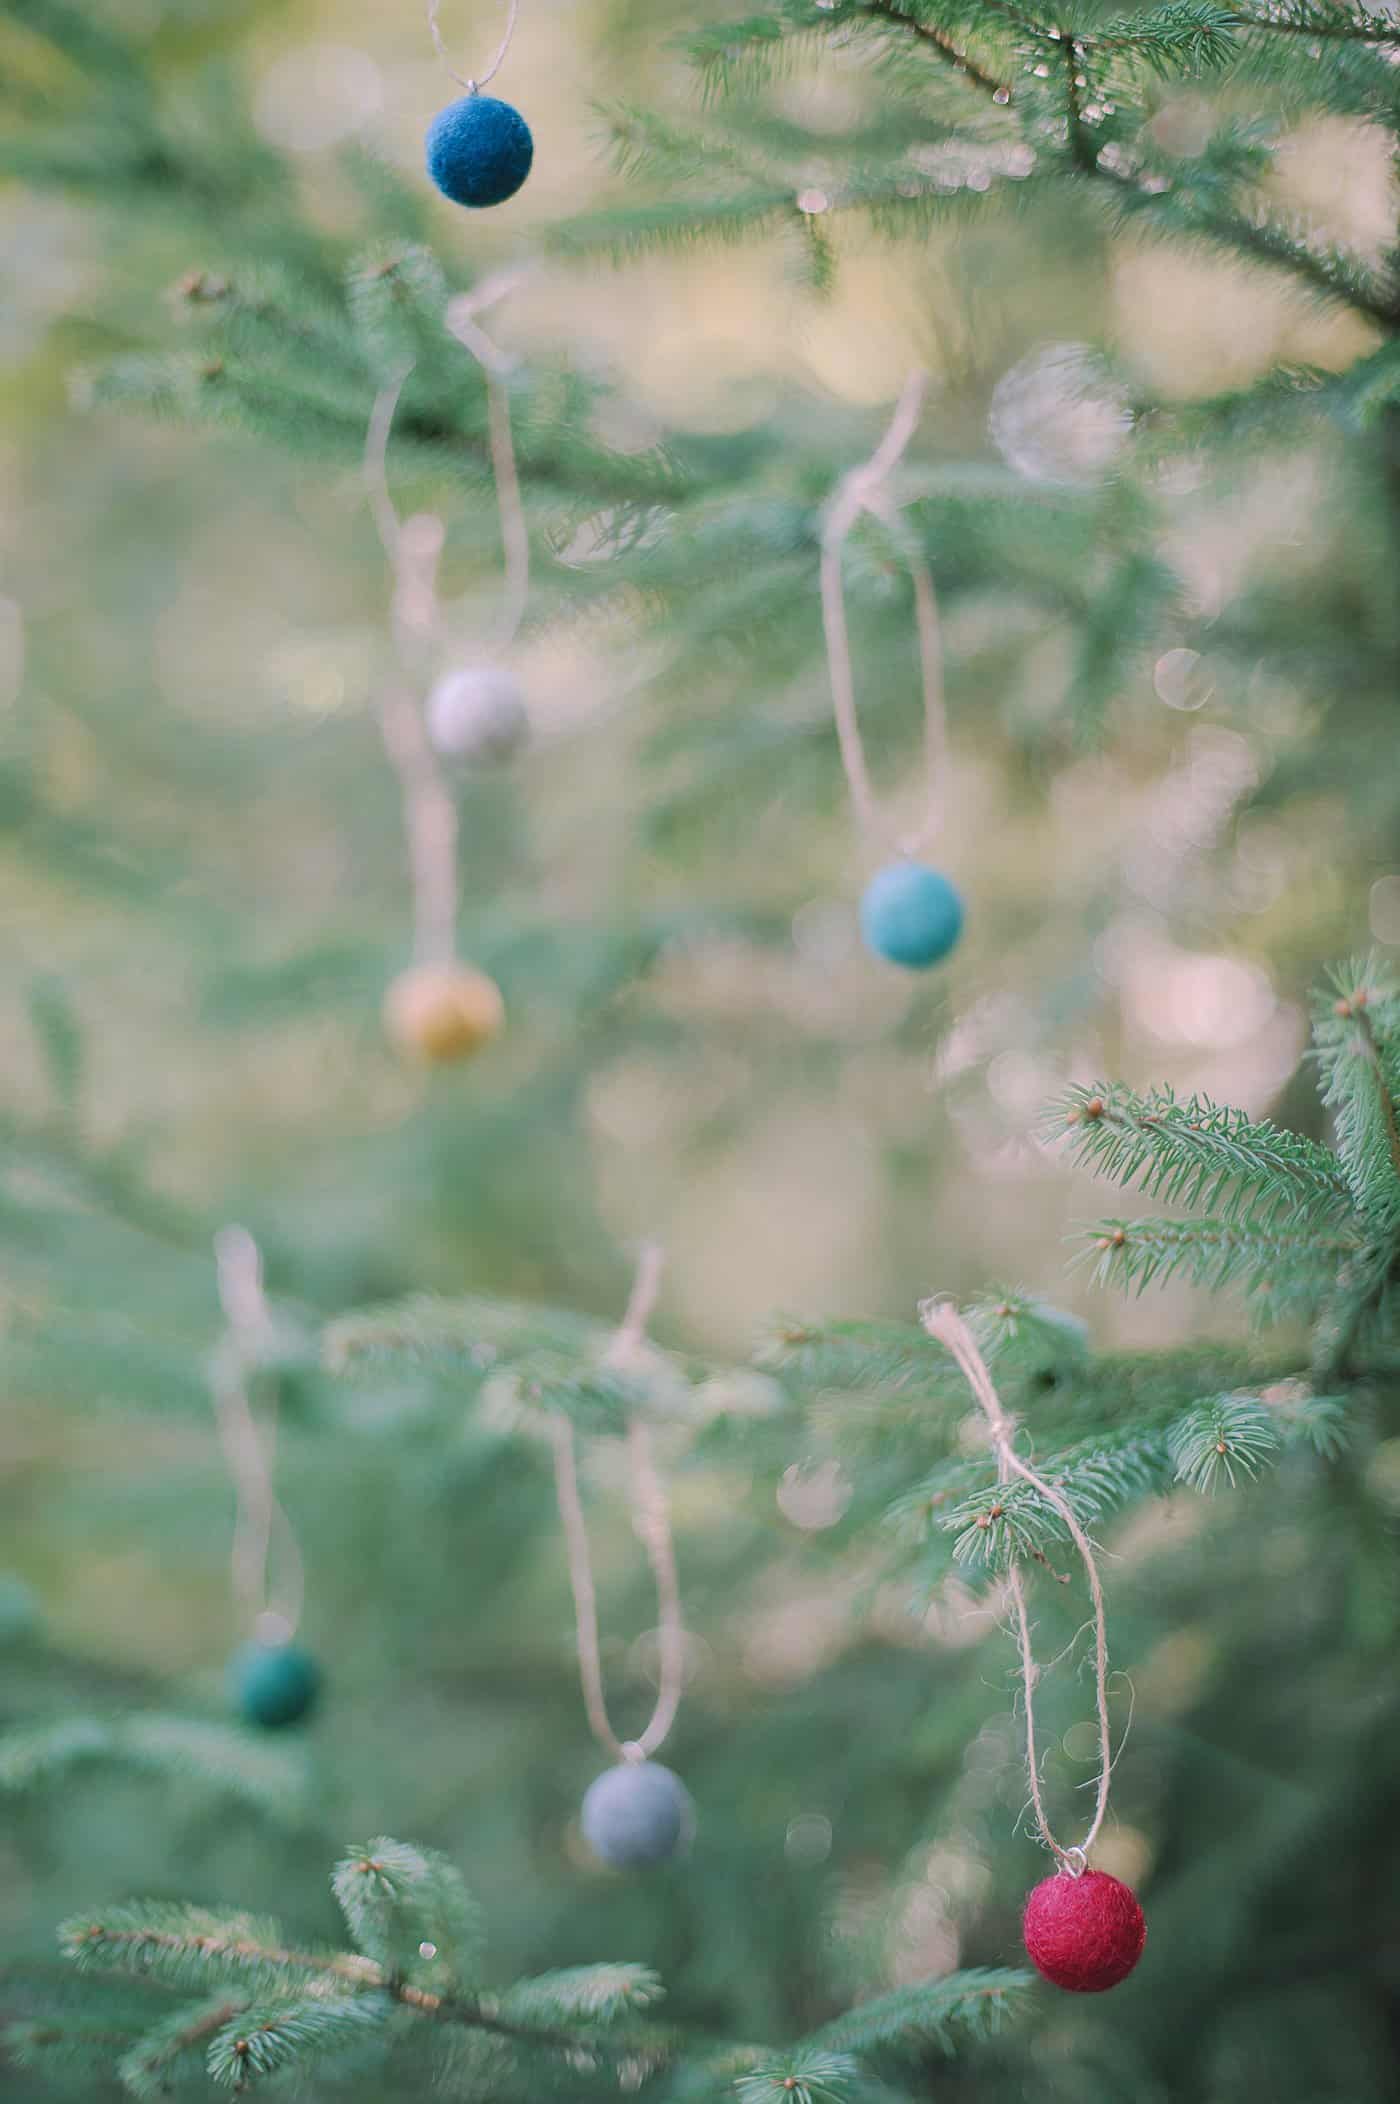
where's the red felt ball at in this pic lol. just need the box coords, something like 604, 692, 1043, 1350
1022, 1869, 1146, 1993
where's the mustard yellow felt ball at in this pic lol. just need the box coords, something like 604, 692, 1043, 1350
383, 962, 504, 1064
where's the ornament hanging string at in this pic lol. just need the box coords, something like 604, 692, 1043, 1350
445, 268, 533, 651
428, 0, 520, 91
820, 368, 949, 861
211, 1227, 304, 1641
920, 1299, 1112, 1872
363, 275, 529, 963
365, 370, 460, 967
548, 1243, 686, 1763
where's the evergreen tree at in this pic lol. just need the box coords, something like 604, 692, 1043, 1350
2, 0, 1400, 2099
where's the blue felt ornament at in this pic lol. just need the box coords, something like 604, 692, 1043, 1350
581, 1760, 692, 1869
859, 862, 964, 969
228, 1639, 321, 1730
426, 94, 533, 207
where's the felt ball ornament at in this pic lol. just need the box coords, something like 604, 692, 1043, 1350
426, 94, 533, 208
426, 663, 529, 767
859, 861, 964, 970
1022, 1869, 1146, 1993
228, 1640, 321, 1731
581, 1760, 692, 1869
383, 962, 504, 1065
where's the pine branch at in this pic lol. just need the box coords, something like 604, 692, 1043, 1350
1051, 1084, 1356, 1229
206, 1995, 388, 2090
1093, 159, 1400, 329
56, 1831, 690, 2090
734, 2050, 860, 2104
805, 1969, 1032, 2058
1166, 1392, 1283, 1489
855, 0, 1014, 99
1231, 1, 1400, 43
497, 1966, 667, 2027
1062, 33, 1098, 170
0, 1714, 307, 1819
1313, 963, 1400, 1237
332, 1841, 484, 1989
117, 1997, 247, 2102
1087, 3, 1244, 74
1073, 1215, 1354, 1309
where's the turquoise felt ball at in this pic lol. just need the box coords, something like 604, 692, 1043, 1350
581, 1761, 692, 1868
859, 862, 964, 969
228, 1640, 321, 1730
426, 95, 533, 207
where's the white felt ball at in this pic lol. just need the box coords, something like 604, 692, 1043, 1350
426, 664, 529, 766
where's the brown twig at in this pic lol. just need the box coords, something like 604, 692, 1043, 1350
858, 0, 1014, 98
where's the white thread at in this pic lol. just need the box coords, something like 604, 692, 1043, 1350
364, 371, 461, 967
428, 0, 520, 92
549, 1245, 687, 1762
444, 269, 534, 651
921, 1299, 1113, 1871
211, 1228, 305, 1638
820, 370, 948, 858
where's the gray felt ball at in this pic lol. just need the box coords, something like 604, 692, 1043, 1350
580, 1760, 692, 1868
426, 663, 529, 766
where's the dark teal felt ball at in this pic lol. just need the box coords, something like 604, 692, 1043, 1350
581, 1761, 692, 1868
426, 95, 533, 207
859, 862, 964, 969
228, 1640, 321, 1730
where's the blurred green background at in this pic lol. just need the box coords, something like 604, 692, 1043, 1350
3, 0, 1400, 2096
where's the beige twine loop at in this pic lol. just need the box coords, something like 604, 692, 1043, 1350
211, 1227, 304, 1640
427, 0, 520, 92
820, 370, 949, 862
549, 1245, 687, 1762
921, 1299, 1113, 1871
362, 270, 530, 966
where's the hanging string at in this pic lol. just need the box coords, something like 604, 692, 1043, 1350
365, 368, 460, 968
920, 1298, 1112, 1873
362, 275, 532, 963
548, 1244, 687, 1763
820, 368, 949, 860
444, 268, 533, 652
428, 0, 520, 92
211, 1227, 304, 1642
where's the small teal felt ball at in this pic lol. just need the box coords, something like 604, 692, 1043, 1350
426, 95, 533, 208
228, 1641, 321, 1730
859, 862, 964, 970
581, 1761, 692, 1868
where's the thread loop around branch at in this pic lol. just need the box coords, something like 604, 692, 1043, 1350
920, 1298, 1115, 1868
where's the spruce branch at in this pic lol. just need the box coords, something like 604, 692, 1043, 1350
332, 1841, 485, 1989
1091, 158, 1400, 329
1074, 1215, 1354, 1308
57, 1899, 663, 2072
117, 1998, 250, 2100
1230, 0, 1400, 43
734, 2049, 860, 2104
497, 1966, 667, 2027
1166, 1393, 1283, 1489
1313, 966, 1400, 1233
205, 1996, 388, 2091
1062, 32, 1098, 170
1087, 3, 1243, 74
1052, 1083, 1355, 1228
855, 0, 1014, 99
805, 1969, 1032, 2059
